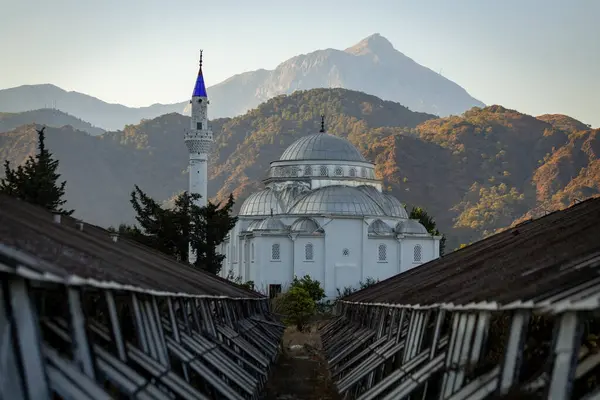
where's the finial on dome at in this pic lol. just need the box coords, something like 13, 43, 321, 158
320, 114, 325, 133
199, 49, 203, 67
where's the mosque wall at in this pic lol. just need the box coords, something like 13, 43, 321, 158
293, 236, 326, 284
400, 237, 436, 273
365, 236, 400, 283
323, 219, 364, 297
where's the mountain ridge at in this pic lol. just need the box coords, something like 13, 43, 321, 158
0, 33, 483, 130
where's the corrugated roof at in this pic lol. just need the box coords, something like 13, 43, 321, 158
0, 194, 262, 299
344, 197, 600, 307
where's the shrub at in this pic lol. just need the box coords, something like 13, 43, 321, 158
290, 275, 325, 303
279, 286, 316, 331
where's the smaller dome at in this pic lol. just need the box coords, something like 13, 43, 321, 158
291, 218, 321, 234
245, 219, 264, 231
368, 219, 394, 235
254, 217, 287, 231
239, 189, 283, 216
395, 220, 429, 235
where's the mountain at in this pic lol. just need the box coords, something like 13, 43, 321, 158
1, 88, 597, 250
0, 34, 483, 130
0, 108, 104, 136
206, 33, 484, 119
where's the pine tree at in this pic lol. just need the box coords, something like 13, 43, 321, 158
0, 126, 73, 215
409, 206, 446, 256
129, 186, 237, 274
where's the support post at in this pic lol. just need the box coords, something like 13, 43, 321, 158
547, 311, 582, 400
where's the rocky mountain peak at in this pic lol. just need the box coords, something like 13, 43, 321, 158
344, 33, 396, 56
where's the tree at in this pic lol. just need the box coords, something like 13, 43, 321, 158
290, 275, 325, 303
128, 185, 237, 274
1, 126, 73, 215
409, 206, 446, 256
279, 287, 315, 331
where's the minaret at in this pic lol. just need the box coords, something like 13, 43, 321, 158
185, 50, 212, 263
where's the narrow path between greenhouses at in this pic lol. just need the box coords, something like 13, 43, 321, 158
265, 323, 340, 400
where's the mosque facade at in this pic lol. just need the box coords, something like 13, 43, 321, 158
217, 118, 441, 298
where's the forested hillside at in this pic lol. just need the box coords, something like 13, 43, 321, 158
0, 108, 104, 135
1, 88, 597, 249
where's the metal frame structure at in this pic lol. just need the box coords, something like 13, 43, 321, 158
321, 197, 600, 399
0, 194, 285, 399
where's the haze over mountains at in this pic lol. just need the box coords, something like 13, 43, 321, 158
0, 34, 484, 130
1, 88, 597, 250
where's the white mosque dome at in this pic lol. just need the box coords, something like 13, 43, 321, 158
254, 217, 287, 231
395, 220, 429, 235
289, 185, 386, 216
279, 133, 366, 162
245, 219, 264, 231
368, 219, 394, 235
290, 218, 321, 234
239, 189, 283, 216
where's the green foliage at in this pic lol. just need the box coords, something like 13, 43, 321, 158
290, 275, 325, 303
0, 126, 73, 215
278, 286, 315, 332
409, 206, 446, 256
127, 185, 237, 274
453, 183, 527, 236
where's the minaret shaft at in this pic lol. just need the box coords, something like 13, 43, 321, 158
185, 51, 212, 263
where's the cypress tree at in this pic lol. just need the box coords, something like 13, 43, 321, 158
1, 126, 73, 215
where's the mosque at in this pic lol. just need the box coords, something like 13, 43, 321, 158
184, 52, 441, 299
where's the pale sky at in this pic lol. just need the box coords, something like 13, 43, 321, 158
1, 0, 599, 126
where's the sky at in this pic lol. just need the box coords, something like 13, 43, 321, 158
1, 0, 599, 127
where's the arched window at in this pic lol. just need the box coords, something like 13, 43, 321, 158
343, 248, 350, 257
271, 243, 281, 261
361, 168, 367, 178
378, 244, 387, 262
304, 165, 313, 176
414, 244, 422, 262
334, 166, 343, 176
349, 168, 356, 177
319, 165, 328, 176
291, 166, 300, 176
305, 243, 314, 261
251, 243, 255, 261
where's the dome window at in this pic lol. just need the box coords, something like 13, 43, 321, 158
305, 243, 314, 261
304, 166, 313, 176
378, 244, 387, 262
349, 168, 356, 177
414, 244, 422, 262
334, 166, 343, 176
319, 166, 329, 177
361, 168, 367, 178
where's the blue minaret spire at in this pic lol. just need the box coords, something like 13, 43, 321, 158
192, 50, 208, 97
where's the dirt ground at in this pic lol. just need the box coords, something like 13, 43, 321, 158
264, 322, 341, 400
